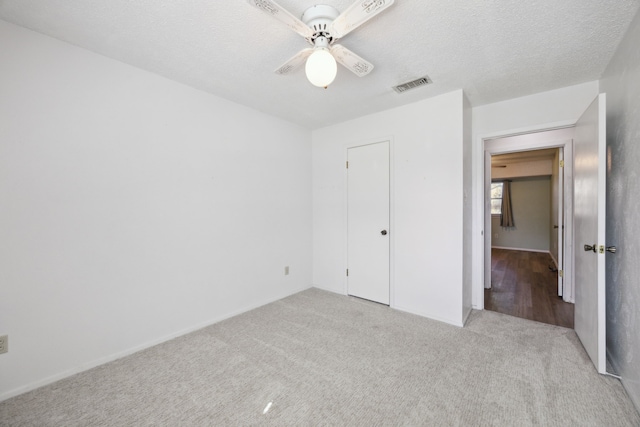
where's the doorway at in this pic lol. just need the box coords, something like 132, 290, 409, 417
483, 132, 575, 327
477, 94, 608, 375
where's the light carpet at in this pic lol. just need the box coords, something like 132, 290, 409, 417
1, 288, 639, 426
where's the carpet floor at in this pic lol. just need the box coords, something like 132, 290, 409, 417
1, 288, 639, 426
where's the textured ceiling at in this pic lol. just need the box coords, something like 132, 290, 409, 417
1, 0, 638, 129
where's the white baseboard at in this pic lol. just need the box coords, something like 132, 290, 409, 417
392, 304, 464, 328
491, 246, 550, 254
312, 283, 347, 296
549, 252, 559, 269
0, 285, 312, 403
462, 306, 473, 325
312, 287, 467, 328
606, 348, 640, 414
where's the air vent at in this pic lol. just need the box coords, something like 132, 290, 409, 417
393, 76, 432, 94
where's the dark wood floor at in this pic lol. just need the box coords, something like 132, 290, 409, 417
484, 248, 574, 328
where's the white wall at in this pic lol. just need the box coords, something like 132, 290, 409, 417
600, 7, 640, 412
472, 82, 600, 307
462, 96, 473, 321
473, 82, 600, 138
491, 177, 551, 252
491, 159, 552, 180
0, 21, 312, 400
312, 90, 467, 326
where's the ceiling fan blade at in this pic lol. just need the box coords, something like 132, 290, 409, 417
246, 0, 313, 39
274, 48, 313, 75
330, 44, 374, 77
329, 0, 395, 39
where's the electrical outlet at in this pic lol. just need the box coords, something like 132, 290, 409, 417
0, 335, 7, 354
284, 266, 289, 275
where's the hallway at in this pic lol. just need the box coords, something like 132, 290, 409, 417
484, 248, 574, 328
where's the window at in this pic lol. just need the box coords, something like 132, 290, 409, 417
491, 182, 503, 215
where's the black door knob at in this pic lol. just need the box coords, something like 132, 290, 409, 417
381, 230, 387, 236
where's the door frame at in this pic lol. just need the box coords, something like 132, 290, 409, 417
556, 147, 564, 297
476, 126, 576, 308
342, 137, 395, 307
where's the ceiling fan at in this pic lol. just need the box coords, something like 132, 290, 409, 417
246, 0, 395, 88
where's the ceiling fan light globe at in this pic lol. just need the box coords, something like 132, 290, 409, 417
305, 48, 337, 87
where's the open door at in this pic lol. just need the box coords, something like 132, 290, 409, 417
573, 93, 607, 374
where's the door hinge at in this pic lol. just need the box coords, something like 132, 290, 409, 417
559, 160, 565, 168
559, 270, 563, 278
346, 161, 349, 169
346, 269, 349, 276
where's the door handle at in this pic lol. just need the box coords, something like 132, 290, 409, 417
380, 230, 388, 236
584, 244, 597, 252
606, 246, 617, 254
553, 225, 559, 229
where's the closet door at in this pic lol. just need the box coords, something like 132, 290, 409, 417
347, 141, 390, 305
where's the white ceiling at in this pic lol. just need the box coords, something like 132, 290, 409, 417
492, 148, 557, 167
1, 0, 638, 129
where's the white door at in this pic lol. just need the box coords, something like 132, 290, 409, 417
347, 141, 390, 304
557, 148, 564, 296
573, 93, 607, 374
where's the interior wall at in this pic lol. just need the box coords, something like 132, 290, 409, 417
472, 81, 600, 307
0, 21, 312, 400
600, 7, 640, 412
491, 177, 551, 252
312, 90, 466, 326
491, 159, 552, 180
462, 95, 473, 321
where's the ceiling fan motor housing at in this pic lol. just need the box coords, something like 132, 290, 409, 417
301, 5, 339, 43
